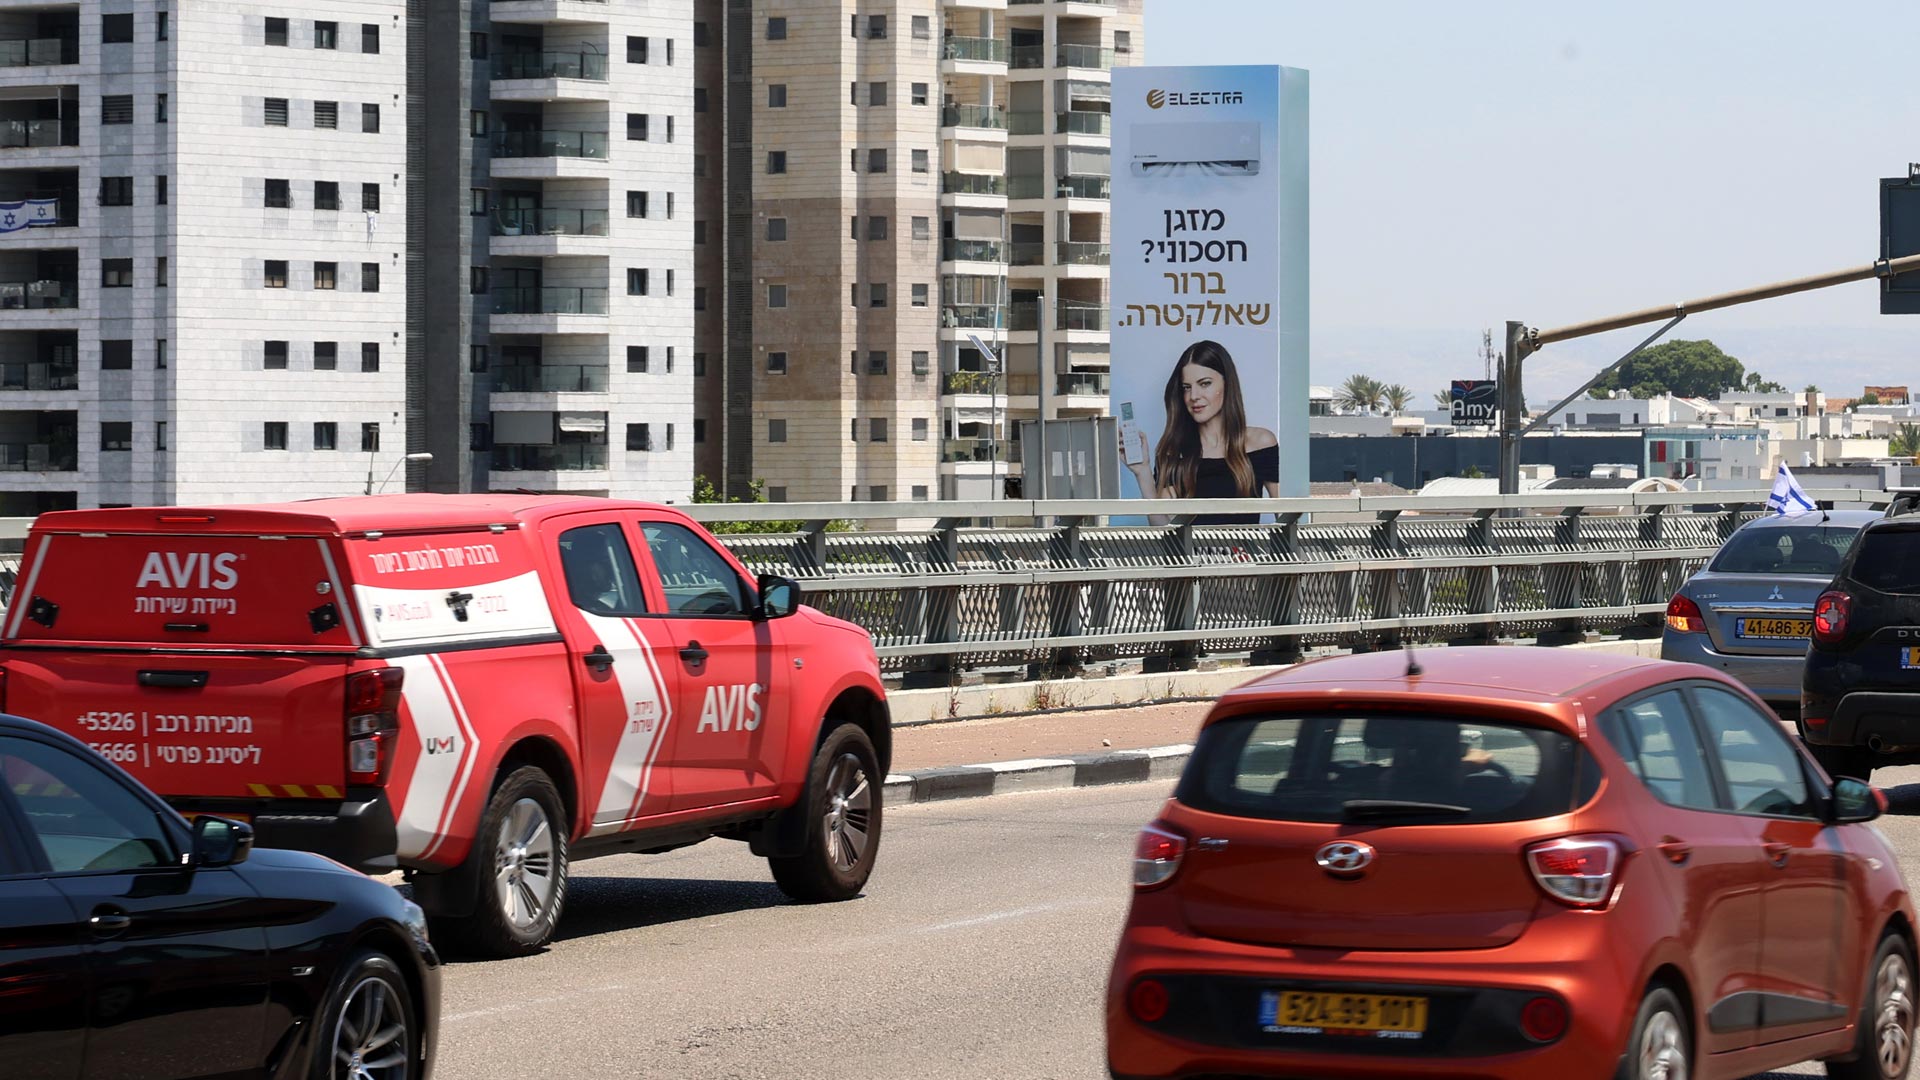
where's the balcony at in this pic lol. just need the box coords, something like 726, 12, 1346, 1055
492, 207, 609, 237
1057, 111, 1111, 136
0, 200, 70, 233
491, 285, 608, 315
1058, 372, 1110, 396
491, 443, 608, 470
0, 440, 74, 471
941, 437, 999, 464
1007, 110, 1045, 136
943, 370, 999, 394
942, 172, 1004, 197
0, 359, 76, 391
1057, 44, 1114, 70
493, 51, 608, 81
0, 120, 75, 151
1007, 174, 1046, 200
1009, 241, 1044, 267
941, 238, 1005, 264
1056, 241, 1109, 266
1058, 302, 1108, 332
491, 363, 609, 393
1010, 45, 1044, 70
941, 36, 1008, 64
486, 0, 611, 27
940, 304, 1000, 330
0, 280, 74, 309
1057, 175, 1110, 200
0, 38, 77, 67
1008, 304, 1038, 332
492, 129, 608, 159
941, 103, 1006, 130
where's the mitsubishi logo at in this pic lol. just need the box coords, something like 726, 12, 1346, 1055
1768, 586, 1785, 601
1315, 840, 1375, 876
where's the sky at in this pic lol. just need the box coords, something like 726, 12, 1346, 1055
1144, 1, 1920, 402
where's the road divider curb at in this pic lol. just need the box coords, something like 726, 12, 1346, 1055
884, 743, 1195, 805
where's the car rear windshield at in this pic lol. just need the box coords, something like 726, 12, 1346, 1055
1709, 523, 1861, 575
1849, 528, 1920, 594
1177, 713, 1598, 825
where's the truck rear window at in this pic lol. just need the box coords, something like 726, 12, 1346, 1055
1850, 529, 1920, 594
1177, 713, 1598, 825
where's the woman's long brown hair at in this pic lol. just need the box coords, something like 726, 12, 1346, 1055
1152, 340, 1255, 498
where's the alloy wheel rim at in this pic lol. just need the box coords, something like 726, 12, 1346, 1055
821, 752, 872, 873
332, 974, 409, 1080
493, 796, 556, 930
1875, 951, 1914, 1076
1639, 1008, 1686, 1080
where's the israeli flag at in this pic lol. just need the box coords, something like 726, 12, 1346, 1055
1767, 464, 1817, 517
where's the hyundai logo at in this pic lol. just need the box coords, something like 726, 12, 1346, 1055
1315, 841, 1375, 876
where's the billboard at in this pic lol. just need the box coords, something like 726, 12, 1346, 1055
1863, 385, 1909, 404
1450, 380, 1498, 426
1110, 65, 1308, 524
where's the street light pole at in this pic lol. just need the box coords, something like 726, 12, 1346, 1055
367, 451, 434, 495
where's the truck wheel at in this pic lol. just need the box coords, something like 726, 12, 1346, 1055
306, 950, 417, 1080
769, 724, 882, 903
1808, 742, 1875, 783
431, 765, 569, 958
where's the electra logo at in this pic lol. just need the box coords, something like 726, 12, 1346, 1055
1147, 88, 1243, 109
1146, 89, 1166, 109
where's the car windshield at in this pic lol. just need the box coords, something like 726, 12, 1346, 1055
1709, 523, 1861, 575
1850, 528, 1920, 594
1176, 713, 1597, 825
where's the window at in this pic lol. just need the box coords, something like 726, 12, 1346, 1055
469, 31, 486, 59
627, 345, 649, 373
849, 421, 858, 442
870, 81, 888, 107
313, 422, 337, 451
1114, 29, 1132, 54
264, 98, 289, 126
869, 486, 889, 502
870, 417, 889, 442
314, 21, 337, 49
694, 419, 706, 444
912, 417, 929, 441
1602, 691, 1717, 811
867, 148, 887, 173
1694, 687, 1815, 816
627, 268, 649, 295
264, 178, 290, 208
694, 287, 706, 311
158, 11, 167, 40
913, 216, 930, 240
911, 149, 929, 173
265, 16, 288, 45
361, 422, 380, 452
470, 422, 490, 451
868, 216, 888, 240
627, 35, 648, 63
694, 155, 706, 178
664, 347, 675, 373
362, 104, 379, 132
313, 262, 337, 290
264, 421, 288, 450
626, 423, 652, 451
665, 38, 674, 64
766, 217, 787, 241
693, 87, 708, 113
912, 15, 930, 39
156, 93, 167, 123
767, 351, 788, 375
642, 522, 750, 616
264, 340, 288, 369
101, 340, 132, 370
472, 188, 491, 216
768, 84, 787, 108
766, 17, 786, 41
768, 486, 787, 503
911, 82, 928, 106
100, 422, 132, 450
156, 421, 167, 451
911, 283, 928, 307
867, 350, 888, 374
468, 345, 487, 373
155, 256, 166, 287
694, 21, 710, 46
0, 737, 175, 872
469, 266, 488, 294
100, 176, 133, 206
157, 176, 167, 204
156, 339, 167, 369
694, 220, 706, 244
314, 181, 339, 210
767, 150, 787, 175
314, 100, 337, 128
767, 283, 788, 308
561, 524, 649, 616
101, 258, 132, 287
264, 260, 288, 288
870, 283, 888, 308
470, 110, 487, 136
362, 182, 380, 212
912, 350, 930, 375
361, 342, 380, 372
693, 353, 707, 376
912, 485, 929, 501
665, 269, 674, 295
362, 23, 378, 53
626, 113, 648, 141
102, 95, 133, 125
769, 419, 787, 443
663, 424, 675, 451
865, 14, 887, 39
313, 341, 337, 370
361, 262, 379, 292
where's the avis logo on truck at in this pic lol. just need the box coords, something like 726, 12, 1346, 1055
0, 495, 891, 958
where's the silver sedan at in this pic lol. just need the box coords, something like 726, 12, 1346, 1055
1659, 509, 1880, 712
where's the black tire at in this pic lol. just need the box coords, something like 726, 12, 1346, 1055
1827, 934, 1916, 1080
428, 765, 570, 958
1616, 986, 1689, 1080
306, 951, 418, 1080
1809, 741, 1876, 784
769, 723, 882, 903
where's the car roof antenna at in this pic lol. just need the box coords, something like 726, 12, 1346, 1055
1401, 622, 1423, 678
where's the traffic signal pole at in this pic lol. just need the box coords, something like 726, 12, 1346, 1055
1498, 252, 1920, 494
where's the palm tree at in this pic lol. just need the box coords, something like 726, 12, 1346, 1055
1335, 374, 1386, 413
1383, 384, 1413, 415
1433, 390, 1452, 411
1893, 423, 1920, 460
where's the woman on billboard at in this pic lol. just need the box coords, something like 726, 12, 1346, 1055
1120, 339, 1279, 525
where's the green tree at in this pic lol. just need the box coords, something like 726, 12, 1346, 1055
1587, 339, 1756, 399
1860, 392, 1882, 406
1893, 423, 1920, 459
1433, 390, 1452, 411
1461, 464, 1487, 479
691, 475, 801, 534
1383, 384, 1413, 414
1335, 374, 1386, 413
1803, 384, 1821, 394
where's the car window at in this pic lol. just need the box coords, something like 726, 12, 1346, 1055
1710, 523, 1860, 575
0, 736, 175, 872
1691, 687, 1815, 818
558, 523, 649, 616
1601, 690, 1719, 811
641, 521, 751, 617
1849, 529, 1920, 594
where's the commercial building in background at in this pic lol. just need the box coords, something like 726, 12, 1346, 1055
692, 0, 1143, 503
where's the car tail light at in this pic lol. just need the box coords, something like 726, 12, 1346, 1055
1664, 594, 1705, 633
1133, 823, 1186, 890
345, 667, 405, 786
1526, 836, 1621, 909
1520, 995, 1570, 1042
1813, 591, 1851, 644
1127, 978, 1170, 1023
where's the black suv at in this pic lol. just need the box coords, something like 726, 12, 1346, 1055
1802, 516, 1920, 780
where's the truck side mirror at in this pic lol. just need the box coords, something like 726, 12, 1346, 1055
758, 575, 802, 620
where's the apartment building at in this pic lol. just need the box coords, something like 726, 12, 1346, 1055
693, 0, 1141, 503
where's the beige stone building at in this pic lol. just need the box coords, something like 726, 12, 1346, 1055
692, 0, 1141, 503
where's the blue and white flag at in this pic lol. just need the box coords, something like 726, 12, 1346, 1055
1767, 464, 1816, 516
0, 198, 59, 233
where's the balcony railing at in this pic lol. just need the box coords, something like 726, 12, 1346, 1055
941, 37, 1007, 63
942, 171, 1004, 196
1057, 110, 1111, 135
490, 0, 609, 4
1010, 45, 1045, 70
492, 51, 609, 81
1058, 302, 1108, 331
491, 286, 609, 315
491, 363, 609, 392
1007, 110, 1045, 135
940, 304, 1000, 329
491, 207, 610, 237
1008, 304, 1038, 331
0, 281, 75, 309
941, 437, 998, 464
1009, 241, 1044, 266
1058, 372, 1110, 396
0, 120, 74, 149
1056, 241, 1110, 265
0, 361, 77, 390
490, 129, 609, 159
1011, 0, 1114, 4
0, 38, 76, 67
491, 443, 609, 471
1057, 174, 1110, 199
942, 370, 998, 394
1007, 174, 1046, 199
1057, 44, 1114, 69
941, 103, 1006, 129
941, 239, 1004, 263
0, 441, 75, 471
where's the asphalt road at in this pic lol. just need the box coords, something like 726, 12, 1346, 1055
433, 765, 1920, 1080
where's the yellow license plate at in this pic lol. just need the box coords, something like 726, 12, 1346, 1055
1262, 991, 1429, 1035
1903, 648, 1920, 670
1738, 618, 1811, 639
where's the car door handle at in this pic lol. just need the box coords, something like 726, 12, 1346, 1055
1763, 841, 1791, 867
1657, 836, 1691, 865
679, 641, 709, 665
583, 644, 614, 672
88, 906, 131, 938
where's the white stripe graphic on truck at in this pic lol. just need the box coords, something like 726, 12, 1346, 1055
392, 654, 475, 861
582, 611, 673, 835
3, 536, 50, 639
420, 654, 480, 862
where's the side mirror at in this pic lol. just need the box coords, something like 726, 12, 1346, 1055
758, 574, 802, 620
191, 815, 253, 867
1830, 777, 1885, 824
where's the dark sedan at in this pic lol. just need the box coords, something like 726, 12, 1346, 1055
0, 715, 438, 1080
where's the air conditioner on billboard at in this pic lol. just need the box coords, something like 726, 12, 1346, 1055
1128, 122, 1260, 178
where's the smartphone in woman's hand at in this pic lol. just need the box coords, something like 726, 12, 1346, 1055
1118, 401, 1146, 466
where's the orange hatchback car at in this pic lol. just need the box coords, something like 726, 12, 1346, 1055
1107, 648, 1916, 1080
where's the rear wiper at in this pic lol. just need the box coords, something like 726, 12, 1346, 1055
1341, 799, 1471, 820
